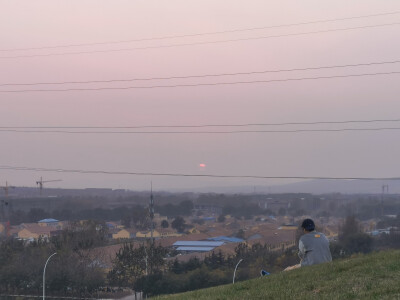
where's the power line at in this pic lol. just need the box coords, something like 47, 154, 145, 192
1, 127, 400, 134
2, 59, 400, 87
1, 11, 399, 52
1, 71, 399, 93
1, 22, 399, 59
1, 118, 400, 129
0, 165, 399, 180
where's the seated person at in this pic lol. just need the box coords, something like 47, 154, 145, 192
284, 218, 332, 271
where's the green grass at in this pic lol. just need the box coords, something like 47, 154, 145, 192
156, 250, 400, 300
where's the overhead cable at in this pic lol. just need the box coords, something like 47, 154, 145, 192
1, 59, 400, 87
0, 165, 398, 180
1, 127, 400, 134
1, 11, 399, 52
1, 118, 400, 129
1, 71, 399, 93
1, 22, 399, 59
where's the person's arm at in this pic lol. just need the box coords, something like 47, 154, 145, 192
284, 264, 301, 271
298, 239, 305, 260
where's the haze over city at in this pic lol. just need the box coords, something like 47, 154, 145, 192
1, 0, 400, 191
3, 2, 400, 300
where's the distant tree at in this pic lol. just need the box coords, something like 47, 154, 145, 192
121, 215, 131, 228
192, 218, 205, 225
278, 208, 286, 216
289, 208, 305, 217
27, 208, 47, 222
339, 215, 360, 241
109, 242, 168, 287
236, 229, 245, 239
178, 200, 194, 215
333, 215, 373, 256
217, 215, 226, 223
171, 216, 186, 233
161, 220, 169, 228
341, 232, 373, 254
108, 243, 145, 286
131, 206, 147, 229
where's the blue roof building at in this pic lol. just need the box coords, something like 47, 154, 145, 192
38, 218, 59, 224
173, 241, 224, 247
37, 219, 59, 227
207, 236, 244, 243
173, 241, 224, 253
176, 246, 215, 252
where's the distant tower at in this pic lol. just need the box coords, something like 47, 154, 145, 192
1, 181, 15, 237
381, 184, 389, 216
149, 182, 154, 242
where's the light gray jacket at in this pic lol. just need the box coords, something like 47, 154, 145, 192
299, 231, 332, 266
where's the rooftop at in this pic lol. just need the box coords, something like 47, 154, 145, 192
173, 241, 224, 247
38, 218, 59, 223
176, 246, 215, 252
207, 236, 244, 243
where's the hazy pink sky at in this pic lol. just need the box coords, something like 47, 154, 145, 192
1, 1, 400, 191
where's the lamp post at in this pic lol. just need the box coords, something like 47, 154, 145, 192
43, 252, 57, 300
233, 259, 243, 284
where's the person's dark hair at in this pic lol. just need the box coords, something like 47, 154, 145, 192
301, 219, 315, 232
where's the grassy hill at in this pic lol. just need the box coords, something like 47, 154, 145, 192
156, 250, 400, 300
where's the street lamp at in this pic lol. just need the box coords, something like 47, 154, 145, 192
43, 252, 57, 300
233, 259, 243, 284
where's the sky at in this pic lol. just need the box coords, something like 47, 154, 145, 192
1, 1, 400, 192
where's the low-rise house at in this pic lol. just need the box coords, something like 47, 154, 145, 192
17, 224, 54, 240
279, 224, 298, 230
136, 230, 161, 239
106, 221, 124, 230
112, 229, 136, 240
153, 213, 168, 223
159, 228, 182, 238
187, 227, 200, 234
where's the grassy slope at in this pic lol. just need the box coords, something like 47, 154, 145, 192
157, 250, 400, 300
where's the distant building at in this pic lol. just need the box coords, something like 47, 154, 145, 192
17, 224, 54, 240
106, 221, 123, 230
279, 224, 298, 230
187, 227, 201, 234
136, 230, 161, 239
38, 218, 59, 227
193, 204, 222, 215
207, 236, 244, 243
262, 200, 290, 213
173, 241, 224, 253
159, 228, 182, 238
153, 213, 168, 223
112, 229, 136, 239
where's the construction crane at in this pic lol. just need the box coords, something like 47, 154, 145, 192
1, 181, 15, 198
36, 177, 62, 195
